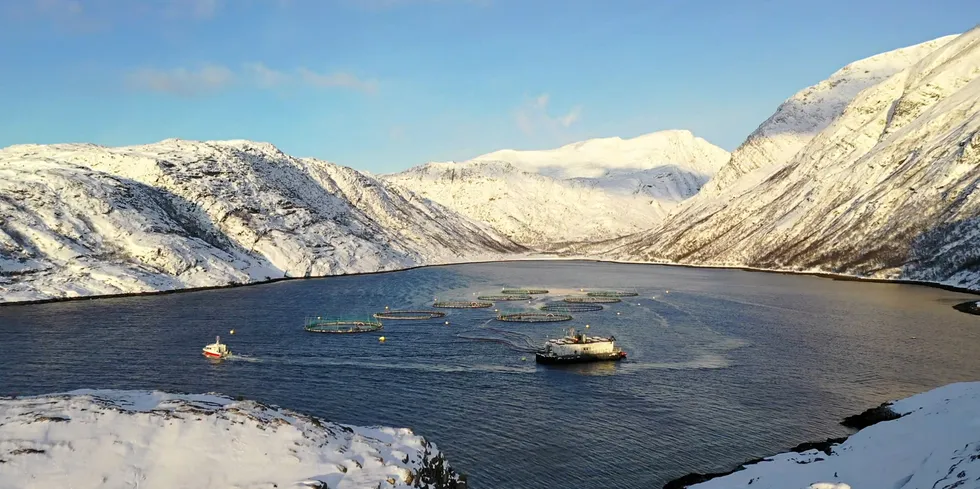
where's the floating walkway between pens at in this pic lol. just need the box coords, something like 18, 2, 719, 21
478, 294, 532, 301
433, 301, 494, 309
563, 296, 622, 304
501, 288, 549, 295
372, 310, 446, 320
496, 312, 573, 323
587, 290, 639, 298
540, 302, 604, 312
304, 319, 383, 333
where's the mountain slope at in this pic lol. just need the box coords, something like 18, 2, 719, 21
384, 130, 729, 245
705, 34, 958, 194
383, 161, 671, 245
614, 28, 980, 289
0, 140, 521, 303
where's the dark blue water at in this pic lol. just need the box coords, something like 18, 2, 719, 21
2, 261, 979, 488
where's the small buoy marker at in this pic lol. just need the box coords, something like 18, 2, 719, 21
229, 329, 235, 335
585, 324, 590, 329
666, 290, 669, 294
520, 357, 527, 362
379, 336, 386, 342
385, 305, 389, 310
617, 312, 621, 315
445, 321, 450, 325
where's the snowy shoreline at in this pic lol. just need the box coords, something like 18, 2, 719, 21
663, 382, 980, 489
0, 389, 464, 489
4, 255, 978, 308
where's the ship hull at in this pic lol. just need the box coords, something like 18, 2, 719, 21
535, 352, 625, 364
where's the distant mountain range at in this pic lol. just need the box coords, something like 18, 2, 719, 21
383, 130, 729, 245
2, 28, 978, 302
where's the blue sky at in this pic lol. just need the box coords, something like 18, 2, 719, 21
1, 0, 977, 173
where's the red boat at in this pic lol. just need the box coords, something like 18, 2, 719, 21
202, 336, 231, 359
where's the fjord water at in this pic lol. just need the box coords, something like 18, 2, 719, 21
2, 261, 979, 488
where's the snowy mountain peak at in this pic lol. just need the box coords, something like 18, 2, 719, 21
614, 27, 980, 290
703, 33, 959, 194
384, 130, 728, 245
468, 129, 729, 179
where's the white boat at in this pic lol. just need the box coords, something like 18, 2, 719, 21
535, 328, 626, 364
202, 336, 231, 359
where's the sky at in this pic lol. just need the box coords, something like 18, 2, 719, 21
1, 0, 978, 173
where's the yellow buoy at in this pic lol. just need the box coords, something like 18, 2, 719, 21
617, 312, 621, 315
585, 324, 590, 329
520, 357, 527, 362
666, 290, 669, 294
229, 329, 235, 335
445, 321, 450, 325
379, 336, 386, 342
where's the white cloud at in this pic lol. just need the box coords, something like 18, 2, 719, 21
126, 65, 235, 96
244, 62, 291, 88
298, 68, 379, 94
514, 93, 583, 136
127, 63, 380, 96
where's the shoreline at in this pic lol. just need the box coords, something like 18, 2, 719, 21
3, 255, 980, 308
662, 400, 904, 489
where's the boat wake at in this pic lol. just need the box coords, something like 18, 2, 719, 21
455, 327, 542, 353
226, 354, 261, 363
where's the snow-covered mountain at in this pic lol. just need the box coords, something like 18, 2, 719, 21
0, 389, 460, 489
0, 139, 522, 303
705, 34, 958, 194
684, 382, 980, 489
384, 130, 729, 245
612, 28, 980, 289
471, 129, 728, 180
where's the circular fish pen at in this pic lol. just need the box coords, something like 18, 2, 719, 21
587, 290, 639, 298
540, 302, 604, 312
304, 318, 383, 334
496, 312, 573, 323
433, 300, 494, 309
372, 310, 446, 320
501, 288, 549, 295
478, 294, 532, 301
563, 296, 622, 304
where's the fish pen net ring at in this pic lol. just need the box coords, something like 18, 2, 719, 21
372, 310, 447, 320
540, 302, 604, 312
433, 301, 494, 309
586, 290, 639, 298
563, 296, 622, 304
496, 312, 573, 323
500, 288, 549, 295
477, 294, 532, 301
304, 319, 384, 333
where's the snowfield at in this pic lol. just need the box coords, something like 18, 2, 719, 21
685, 382, 980, 489
0, 139, 522, 303
384, 130, 729, 244
0, 390, 460, 489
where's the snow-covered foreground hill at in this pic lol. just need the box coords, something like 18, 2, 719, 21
384, 130, 729, 244
683, 382, 980, 489
0, 140, 522, 303
611, 28, 980, 290
0, 390, 461, 489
